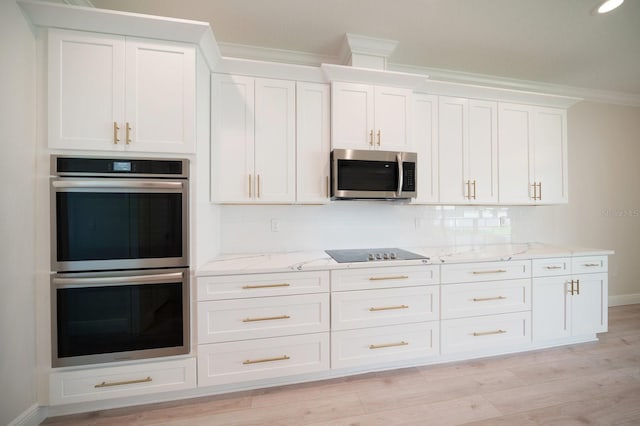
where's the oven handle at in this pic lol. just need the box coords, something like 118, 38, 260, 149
52, 272, 185, 287
52, 180, 184, 190
396, 153, 403, 197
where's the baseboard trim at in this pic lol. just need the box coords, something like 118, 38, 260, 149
8, 403, 47, 426
609, 293, 640, 306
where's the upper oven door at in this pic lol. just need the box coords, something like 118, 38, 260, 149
51, 177, 188, 272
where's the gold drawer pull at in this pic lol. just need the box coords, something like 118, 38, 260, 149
242, 315, 291, 323
242, 283, 290, 289
369, 275, 409, 281
243, 355, 290, 365
369, 341, 408, 350
369, 305, 409, 312
472, 296, 506, 302
472, 269, 507, 275
472, 330, 506, 337
113, 121, 120, 144
545, 265, 563, 270
95, 376, 152, 388
583, 263, 601, 267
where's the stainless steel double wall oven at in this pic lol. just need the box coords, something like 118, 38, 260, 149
50, 156, 190, 367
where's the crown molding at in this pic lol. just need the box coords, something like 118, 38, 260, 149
64, 0, 94, 7
218, 42, 339, 68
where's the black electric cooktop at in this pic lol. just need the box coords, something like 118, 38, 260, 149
325, 248, 429, 263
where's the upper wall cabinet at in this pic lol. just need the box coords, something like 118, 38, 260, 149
412, 93, 439, 204
438, 97, 498, 204
48, 29, 196, 154
331, 82, 412, 151
498, 103, 568, 204
211, 74, 296, 204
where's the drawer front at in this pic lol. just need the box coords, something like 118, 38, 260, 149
331, 286, 439, 330
441, 312, 531, 354
198, 333, 329, 386
331, 265, 439, 291
198, 293, 329, 344
49, 358, 196, 405
571, 256, 608, 274
331, 322, 439, 369
441, 279, 531, 319
197, 271, 329, 301
532, 257, 571, 277
441, 260, 530, 284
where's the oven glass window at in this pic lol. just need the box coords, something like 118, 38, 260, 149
337, 160, 399, 191
56, 282, 184, 358
56, 192, 182, 261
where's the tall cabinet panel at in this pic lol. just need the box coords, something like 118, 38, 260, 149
438, 97, 466, 203
498, 103, 533, 204
533, 107, 568, 204
373, 86, 413, 152
331, 82, 374, 150
412, 93, 439, 203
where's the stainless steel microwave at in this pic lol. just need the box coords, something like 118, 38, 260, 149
330, 149, 417, 200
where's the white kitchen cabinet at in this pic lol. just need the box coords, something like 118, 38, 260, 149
532, 257, 608, 341
211, 74, 295, 203
412, 93, 439, 203
48, 29, 195, 153
498, 103, 568, 204
331, 82, 412, 151
296, 82, 331, 203
438, 97, 498, 204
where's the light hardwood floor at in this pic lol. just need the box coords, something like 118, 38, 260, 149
43, 304, 640, 425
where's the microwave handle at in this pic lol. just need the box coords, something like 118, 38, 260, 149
52, 272, 184, 288
397, 153, 403, 197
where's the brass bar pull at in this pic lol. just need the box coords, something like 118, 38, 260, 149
113, 122, 120, 144
248, 174, 252, 198
472, 296, 506, 302
95, 376, 152, 388
243, 355, 290, 365
472, 330, 506, 337
377, 130, 381, 146
465, 180, 470, 199
567, 280, 574, 295
472, 180, 477, 200
257, 174, 261, 198
583, 263, 601, 267
369, 275, 409, 281
326, 176, 330, 198
531, 183, 537, 200
125, 122, 132, 144
538, 182, 542, 200
242, 315, 290, 323
369, 130, 374, 146
242, 283, 290, 289
472, 269, 507, 275
369, 305, 409, 312
545, 265, 563, 270
369, 341, 408, 350
576, 279, 580, 295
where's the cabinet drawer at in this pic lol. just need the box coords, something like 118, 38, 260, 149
571, 256, 608, 274
197, 271, 329, 301
198, 333, 329, 386
331, 322, 439, 369
441, 312, 531, 354
441, 279, 531, 319
532, 257, 571, 277
198, 293, 329, 344
331, 265, 438, 291
331, 286, 439, 330
441, 260, 529, 284
49, 358, 196, 405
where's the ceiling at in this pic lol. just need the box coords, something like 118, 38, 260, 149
90, 0, 640, 102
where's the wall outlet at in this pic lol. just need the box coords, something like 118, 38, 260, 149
270, 219, 281, 232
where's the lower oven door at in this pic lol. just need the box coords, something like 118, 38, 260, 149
52, 268, 190, 367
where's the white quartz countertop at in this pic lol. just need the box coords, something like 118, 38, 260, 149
196, 243, 614, 276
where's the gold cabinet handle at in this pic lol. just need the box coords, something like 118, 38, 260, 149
537, 182, 542, 200
243, 355, 290, 365
369, 341, 408, 350
369, 305, 409, 312
257, 174, 261, 198
576, 279, 580, 295
472, 180, 477, 200
583, 263, 601, 267
95, 376, 151, 388
369, 275, 409, 281
472, 269, 507, 275
472, 330, 506, 337
567, 280, 575, 295
369, 130, 374, 146
242, 315, 290, 323
242, 283, 290, 289
465, 180, 471, 200
125, 122, 132, 144
377, 129, 381, 146
472, 296, 506, 302
248, 174, 252, 198
545, 265, 563, 270
113, 122, 120, 144
531, 182, 537, 200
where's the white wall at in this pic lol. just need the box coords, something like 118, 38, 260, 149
0, 0, 38, 424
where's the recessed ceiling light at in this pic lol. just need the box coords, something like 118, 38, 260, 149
596, 0, 624, 14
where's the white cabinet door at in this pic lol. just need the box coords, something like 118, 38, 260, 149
254, 78, 296, 203
532, 107, 568, 204
373, 86, 412, 151
48, 29, 125, 151
498, 103, 533, 204
571, 273, 608, 336
331, 82, 374, 150
438, 96, 467, 203
412, 93, 439, 203
532, 276, 572, 341
211, 74, 255, 203
467, 100, 498, 203
296, 82, 330, 203
124, 39, 195, 153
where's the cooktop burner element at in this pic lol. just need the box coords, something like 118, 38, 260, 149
325, 248, 428, 263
